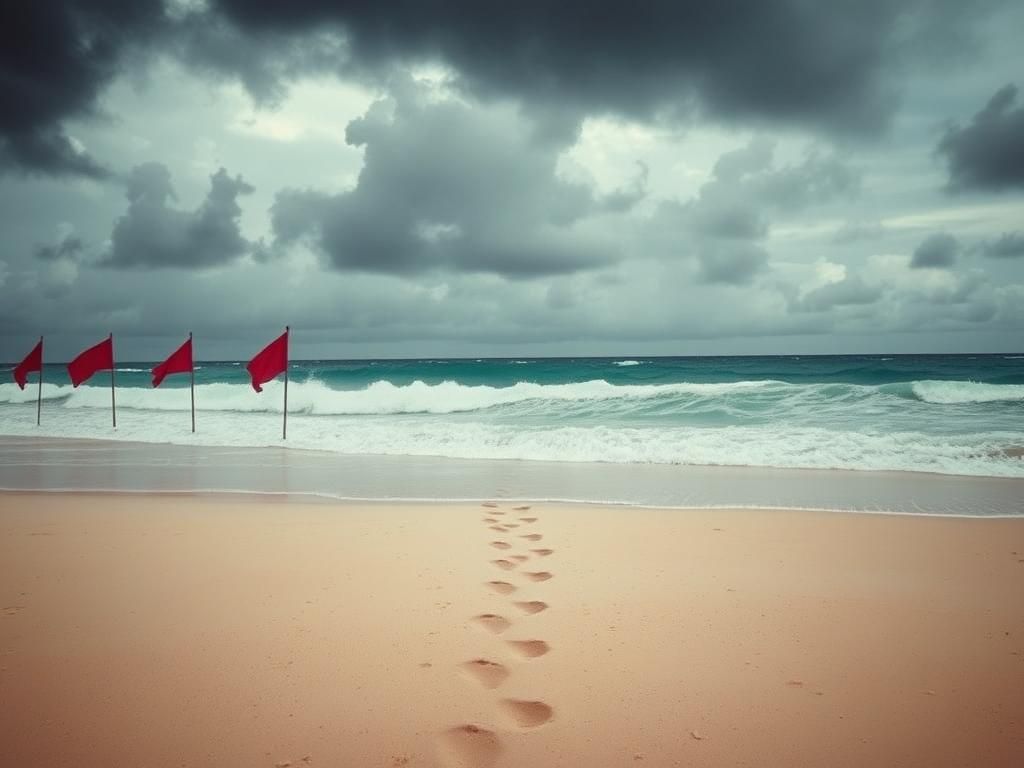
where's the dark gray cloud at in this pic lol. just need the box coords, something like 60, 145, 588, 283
937, 84, 1024, 191
702, 139, 859, 218
170, 9, 350, 107
104, 163, 254, 269
34, 235, 84, 262
0, 131, 111, 179
0, 0, 166, 177
194, 0, 997, 138
0, 0, 1006, 181
795, 274, 882, 312
270, 81, 616, 277
645, 140, 858, 285
978, 231, 1024, 258
697, 243, 770, 285
911, 232, 959, 268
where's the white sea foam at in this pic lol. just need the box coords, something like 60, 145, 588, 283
0, 382, 70, 403
0, 378, 783, 414
1, 408, 1021, 478
4, 377, 1024, 414
912, 380, 1024, 404
3, 375, 1023, 478
614, 360, 642, 366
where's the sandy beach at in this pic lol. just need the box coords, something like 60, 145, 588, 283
1, 492, 1022, 767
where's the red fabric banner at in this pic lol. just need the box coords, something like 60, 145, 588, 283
13, 339, 43, 390
246, 330, 288, 392
152, 337, 193, 388
67, 336, 114, 387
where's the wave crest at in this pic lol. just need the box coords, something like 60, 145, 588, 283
0, 378, 782, 415
5, 377, 1024, 414
911, 380, 1024, 404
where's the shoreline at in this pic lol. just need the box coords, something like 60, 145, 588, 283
1, 430, 1021, 481
2, 435, 1022, 517
1, 429, 1023, 481
2, 492, 1022, 767
3, 487, 1024, 520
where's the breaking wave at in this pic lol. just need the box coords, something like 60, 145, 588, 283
2, 377, 1024, 414
910, 380, 1024, 404
2, 374, 1022, 477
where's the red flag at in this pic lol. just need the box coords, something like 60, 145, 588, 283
152, 336, 193, 388
246, 329, 288, 392
13, 339, 43, 390
68, 336, 114, 387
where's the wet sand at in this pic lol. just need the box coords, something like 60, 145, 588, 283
1, 492, 1022, 767
2, 435, 1023, 515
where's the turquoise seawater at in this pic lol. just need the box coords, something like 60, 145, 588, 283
2, 354, 1023, 477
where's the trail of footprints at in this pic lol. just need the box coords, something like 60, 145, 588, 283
437, 502, 555, 768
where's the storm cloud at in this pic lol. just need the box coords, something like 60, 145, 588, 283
1, 0, 1023, 359
938, 84, 1024, 192
34, 235, 84, 262
796, 273, 883, 312
911, 233, 960, 269
200, 0, 993, 137
104, 163, 255, 269
270, 80, 616, 277
0, 0, 166, 177
647, 139, 858, 285
978, 231, 1024, 259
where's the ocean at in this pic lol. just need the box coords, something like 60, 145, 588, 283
2, 354, 1023, 479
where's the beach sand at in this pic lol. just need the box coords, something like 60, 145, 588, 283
1, 492, 1022, 767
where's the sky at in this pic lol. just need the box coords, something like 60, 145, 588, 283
2, 0, 1023, 362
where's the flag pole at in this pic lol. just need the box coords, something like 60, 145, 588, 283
36, 335, 43, 426
189, 331, 195, 433
283, 326, 289, 441
110, 333, 116, 428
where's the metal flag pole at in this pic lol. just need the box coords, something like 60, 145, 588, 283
110, 333, 116, 428
36, 335, 43, 426
189, 332, 195, 433
283, 325, 289, 441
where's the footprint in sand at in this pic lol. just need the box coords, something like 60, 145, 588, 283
513, 601, 548, 615
531, 548, 554, 557
509, 555, 529, 563
485, 581, 517, 595
482, 502, 499, 508
520, 533, 542, 542
482, 517, 499, 523
437, 724, 502, 768
503, 523, 519, 528
489, 541, 512, 550
519, 517, 538, 523
498, 699, 554, 728
488, 525, 508, 532
523, 571, 553, 582
471, 614, 512, 634
513, 505, 531, 511
459, 659, 510, 689
507, 639, 550, 658
491, 559, 517, 570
